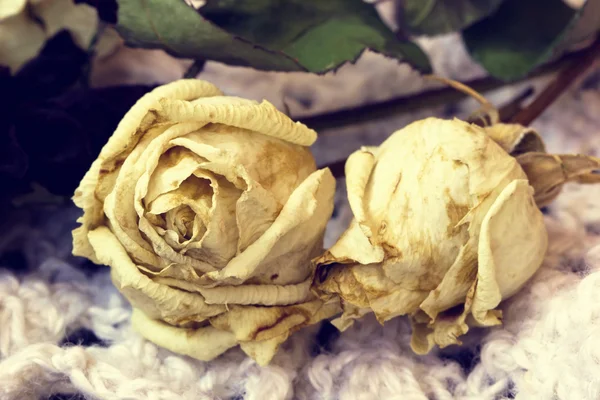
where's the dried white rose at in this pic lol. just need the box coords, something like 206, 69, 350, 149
73, 79, 339, 365
315, 117, 548, 354
0, 0, 97, 73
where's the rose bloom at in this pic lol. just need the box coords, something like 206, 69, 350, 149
73, 79, 339, 365
315, 117, 548, 354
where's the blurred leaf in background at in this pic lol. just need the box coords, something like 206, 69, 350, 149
0, 31, 153, 215
0, 0, 98, 73
115, 0, 432, 73
462, 0, 600, 80
397, 0, 504, 36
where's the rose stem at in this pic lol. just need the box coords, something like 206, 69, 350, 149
298, 45, 591, 133
320, 38, 600, 179
183, 59, 206, 79
511, 37, 600, 126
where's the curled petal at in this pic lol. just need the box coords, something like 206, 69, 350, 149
202, 168, 335, 286
484, 123, 545, 155
157, 97, 317, 146
517, 152, 600, 207
72, 81, 223, 261
88, 227, 225, 325
472, 179, 547, 324
199, 279, 312, 306
209, 299, 341, 364
131, 309, 237, 361
345, 149, 376, 238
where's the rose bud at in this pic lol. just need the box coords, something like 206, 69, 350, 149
315, 116, 548, 354
314, 77, 600, 354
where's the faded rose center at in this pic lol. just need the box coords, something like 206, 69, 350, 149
143, 147, 230, 255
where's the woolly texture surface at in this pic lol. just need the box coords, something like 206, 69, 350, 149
1, 34, 600, 399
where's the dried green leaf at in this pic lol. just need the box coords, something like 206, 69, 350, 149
462, 0, 596, 80
397, 0, 504, 36
115, 0, 431, 73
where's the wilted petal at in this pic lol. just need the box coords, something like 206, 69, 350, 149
239, 335, 290, 366
202, 168, 335, 286
131, 309, 237, 361
73, 81, 223, 262
209, 299, 341, 365
345, 148, 376, 238
157, 97, 317, 146
88, 227, 225, 325
517, 152, 600, 207
472, 179, 547, 325
410, 282, 476, 354
484, 123, 545, 155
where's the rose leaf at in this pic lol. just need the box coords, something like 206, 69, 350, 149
115, 0, 432, 74
462, 0, 600, 80
396, 0, 505, 36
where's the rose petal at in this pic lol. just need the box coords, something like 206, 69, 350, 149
484, 123, 546, 155
345, 148, 376, 239
201, 168, 335, 286
472, 179, 547, 325
88, 226, 225, 325
209, 299, 340, 343
157, 97, 317, 146
131, 309, 237, 361
73, 81, 223, 262
517, 152, 600, 207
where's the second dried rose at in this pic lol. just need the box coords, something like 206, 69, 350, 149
315, 117, 548, 354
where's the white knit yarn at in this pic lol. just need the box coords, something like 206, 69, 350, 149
2, 22, 600, 400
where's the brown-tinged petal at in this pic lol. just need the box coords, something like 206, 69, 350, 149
410, 282, 476, 354
199, 278, 313, 306
517, 152, 600, 207
472, 179, 547, 325
234, 185, 280, 254
88, 226, 225, 325
330, 303, 371, 331
131, 309, 237, 361
319, 262, 428, 329
171, 124, 316, 206
201, 168, 335, 286
73, 81, 223, 262
484, 123, 546, 155
141, 265, 312, 306
239, 335, 290, 366
157, 97, 317, 146
210, 298, 340, 342
317, 219, 385, 267
419, 238, 478, 321
105, 122, 209, 269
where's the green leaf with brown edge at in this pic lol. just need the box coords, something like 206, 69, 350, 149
462, 0, 594, 81
396, 0, 504, 36
115, 0, 431, 74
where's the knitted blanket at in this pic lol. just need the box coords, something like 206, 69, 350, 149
1, 34, 600, 400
